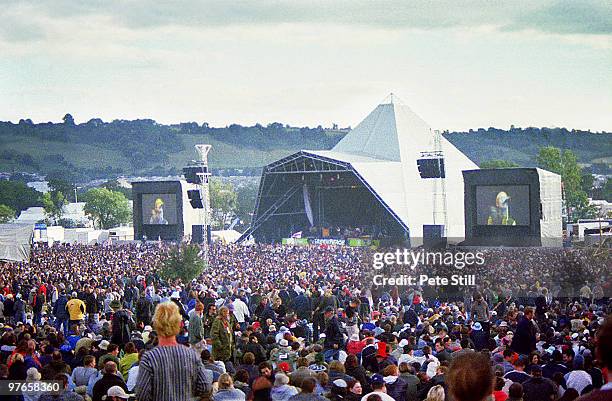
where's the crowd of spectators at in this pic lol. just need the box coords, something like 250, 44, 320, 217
0, 242, 609, 401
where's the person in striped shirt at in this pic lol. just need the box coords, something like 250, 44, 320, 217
135, 301, 213, 401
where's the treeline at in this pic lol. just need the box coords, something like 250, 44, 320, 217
0, 116, 345, 181
443, 127, 611, 173
0, 116, 609, 182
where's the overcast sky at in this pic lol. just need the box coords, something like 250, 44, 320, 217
1, 1, 611, 132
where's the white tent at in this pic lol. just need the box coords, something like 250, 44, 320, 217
308, 96, 478, 238
211, 229, 242, 244
0, 224, 33, 262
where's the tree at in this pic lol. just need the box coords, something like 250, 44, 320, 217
580, 169, 595, 195
0, 204, 15, 223
0, 181, 42, 213
536, 147, 563, 175
101, 180, 132, 200
159, 243, 205, 283
83, 188, 131, 229
42, 191, 67, 224
603, 178, 612, 203
48, 178, 76, 202
537, 146, 591, 221
62, 113, 75, 125
235, 182, 259, 229
479, 160, 519, 169
210, 179, 238, 229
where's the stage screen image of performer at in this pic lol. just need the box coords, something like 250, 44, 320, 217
142, 194, 178, 225
475, 185, 530, 226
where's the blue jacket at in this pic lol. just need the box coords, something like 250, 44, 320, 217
293, 294, 312, 319
213, 388, 246, 401
54, 295, 69, 319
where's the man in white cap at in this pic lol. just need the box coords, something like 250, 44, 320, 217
93, 361, 129, 401
102, 385, 133, 400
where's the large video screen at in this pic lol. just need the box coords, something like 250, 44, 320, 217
142, 194, 178, 225
475, 185, 530, 226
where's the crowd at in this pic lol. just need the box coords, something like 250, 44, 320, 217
0, 242, 609, 401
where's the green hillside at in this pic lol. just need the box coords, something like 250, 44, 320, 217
0, 118, 609, 181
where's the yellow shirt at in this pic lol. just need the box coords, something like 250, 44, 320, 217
66, 298, 86, 321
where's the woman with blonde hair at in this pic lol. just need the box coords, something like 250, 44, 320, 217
214, 373, 246, 401
135, 301, 212, 401
425, 385, 445, 401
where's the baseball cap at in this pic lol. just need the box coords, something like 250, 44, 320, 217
102, 386, 134, 400
332, 379, 347, 388
278, 362, 291, 373
370, 374, 384, 385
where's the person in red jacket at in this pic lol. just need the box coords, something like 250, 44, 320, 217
346, 334, 365, 356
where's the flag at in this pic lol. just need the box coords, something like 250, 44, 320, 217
291, 231, 302, 239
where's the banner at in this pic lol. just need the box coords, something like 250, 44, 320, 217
310, 238, 346, 246
303, 184, 314, 226
282, 238, 309, 246
348, 238, 380, 249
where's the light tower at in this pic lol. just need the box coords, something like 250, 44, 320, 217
195, 144, 212, 250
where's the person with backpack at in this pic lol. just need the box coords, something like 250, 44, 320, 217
135, 293, 153, 327
110, 300, 134, 347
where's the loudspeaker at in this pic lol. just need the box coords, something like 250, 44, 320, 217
206, 225, 212, 245
423, 225, 447, 249
183, 165, 209, 184
188, 189, 204, 208
417, 158, 445, 178
192, 225, 204, 244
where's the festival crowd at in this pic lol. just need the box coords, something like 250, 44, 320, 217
0, 242, 610, 401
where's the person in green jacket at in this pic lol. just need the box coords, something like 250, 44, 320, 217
119, 342, 139, 379
189, 302, 205, 350
211, 306, 234, 363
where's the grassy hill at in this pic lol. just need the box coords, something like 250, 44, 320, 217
444, 127, 611, 169
0, 119, 609, 181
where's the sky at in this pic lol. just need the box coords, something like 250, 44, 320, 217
1, 1, 611, 132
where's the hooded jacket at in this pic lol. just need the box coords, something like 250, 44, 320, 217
271, 384, 298, 401
383, 375, 408, 401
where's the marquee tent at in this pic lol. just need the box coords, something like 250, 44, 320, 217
0, 224, 33, 262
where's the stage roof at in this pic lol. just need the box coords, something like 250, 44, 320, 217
305, 96, 478, 237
